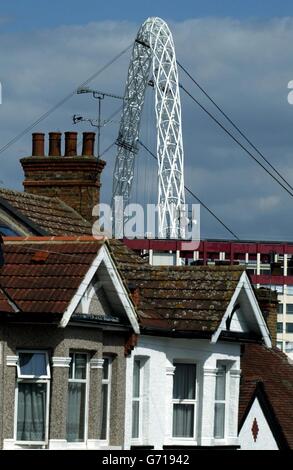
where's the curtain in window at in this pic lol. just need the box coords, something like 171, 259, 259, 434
173, 364, 196, 400
100, 383, 108, 440
132, 360, 140, 438
172, 364, 196, 437
19, 353, 47, 376
66, 383, 86, 442
214, 403, 225, 438
173, 404, 194, 437
133, 360, 140, 398
17, 383, 46, 441
214, 365, 226, 439
132, 401, 140, 438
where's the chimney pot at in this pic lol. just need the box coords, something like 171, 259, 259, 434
32, 133, 45, 156
64, 131, 78, 157
82, 132, 95, 156
49, 132, 61, 157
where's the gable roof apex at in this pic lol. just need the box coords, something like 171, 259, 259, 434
239, 344, 293, 449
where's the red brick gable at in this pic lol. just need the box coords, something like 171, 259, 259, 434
239, 343, 293, 448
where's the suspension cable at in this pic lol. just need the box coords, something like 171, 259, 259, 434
177, 60, 293, 193
139, 140, 240, 240
180, 84, 293, 200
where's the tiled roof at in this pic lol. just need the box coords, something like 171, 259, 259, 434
0, 236, 245, 334
239, 344, 293, 448
109, 239, 244, 334
0, 188, 92, 236
0, 288, 15, 313
109, 239, 148, 267
0, 236, 104, 317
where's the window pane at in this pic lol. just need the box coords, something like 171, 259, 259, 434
19, 352, 47, 377
100, 384, 108, 440
173, 364, 196, 400
74, 354, 87, 380
67, 382, 86, 442
277, 322, 283, 333
286, 304, 293, 314
287, 286, 293, 295
286, 323, 293, 333
278, 304, 283, 314
215, 365, 226, 401
173, 404, 194, 437
132, 401, 140, 438
133, 360, 140, 398
214, 403, 225, 438
285, 341, 293, 352
17, 383, 46, 441
271, 285, 283, 294
103, 358, 109, 380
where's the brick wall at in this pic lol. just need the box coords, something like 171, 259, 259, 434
255, 287, 278, 346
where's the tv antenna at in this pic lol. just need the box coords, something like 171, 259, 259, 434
73, 87, 125, 158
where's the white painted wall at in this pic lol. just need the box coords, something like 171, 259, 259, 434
239, 397, 278, 450
152, 253, 176, 266
124, 335, 241, 449
230, 308, 250, 333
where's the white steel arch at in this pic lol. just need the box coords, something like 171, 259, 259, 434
112, 17, 186, 238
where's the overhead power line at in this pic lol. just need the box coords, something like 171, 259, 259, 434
177, 60, 293, 194
179, 84, 293, 200
0, 44, 132, 157
139, 140, 239, 240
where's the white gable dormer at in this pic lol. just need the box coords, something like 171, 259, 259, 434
229, 307, 250, 333
211, 271, 272, 347
77, 280, 113, 317
59, 244, 139, 333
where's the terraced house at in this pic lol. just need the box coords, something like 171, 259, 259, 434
0, 131, 292, 449
0, 236, 139, 449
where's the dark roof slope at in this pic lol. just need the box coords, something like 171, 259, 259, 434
0, 236, 104, 317
0, 288, 16, 313
109, 239, 244, 334
109, 238, 148, 267
239, 344, 293, 448
0, 188, 91, 236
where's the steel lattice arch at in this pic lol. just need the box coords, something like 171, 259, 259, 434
112, 17, 186, 238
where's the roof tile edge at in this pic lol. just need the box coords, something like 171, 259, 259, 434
2, 235, 107, 243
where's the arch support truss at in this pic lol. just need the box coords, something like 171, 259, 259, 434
112, 17, 186, 238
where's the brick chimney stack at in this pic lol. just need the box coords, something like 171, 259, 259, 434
32, 133, 45, 156
64, 131, 77, 157
48, 132, 61, 156
255, 287, 278, 346
82, 132, 95, 156
21, 132, 106, 222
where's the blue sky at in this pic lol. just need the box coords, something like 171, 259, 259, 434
2, 0, 293, 31
1, 3, 293, 240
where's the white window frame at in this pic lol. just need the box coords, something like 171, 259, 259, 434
100, 355, 112, 442
131, 358, 144, 443
14, 350, 50, 446
67, 352, 90, 444
213, 362, 230, 441
171, 361, 198, 441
